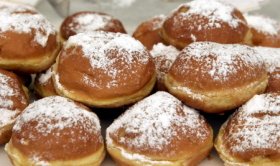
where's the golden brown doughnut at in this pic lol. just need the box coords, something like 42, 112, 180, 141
160, 0, 251, 49
0, 69, 28, 144
34, 66, 58, 97
0, 2, 60, 73
106, 91, 213, 166
5, 96, 105, 166
245, 14, 280, 48
254, 47, 280, 93
132, 15, 166, 50
150, 43, 179, 91
60, 11, 126, 41
53, 31, 156, 108
215, 93, 280, 166
165, 42, 268, 113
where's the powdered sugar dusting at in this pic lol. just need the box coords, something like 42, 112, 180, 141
224, 94, 280, 153
65, 32, 150, 87
150, 14, 166, 31
150, 43, 179, 81
38, 67, 53, 84
0, 2, 56, 47
0, 72, 27, 129
176, 0, 244, 29
254, 47, 280, 73
107, 91, 209, 153
70, 13, 112, 33
0, 108, 19, 128
181, 42, 264, 81
245, 14, 280, 35
13, 96, 101, 140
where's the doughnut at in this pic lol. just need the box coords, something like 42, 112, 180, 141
254, 47, 280, 93
165, 42, 268, 113
150, 43, 179, 91
266, 67, 280, 93
245, 14, 280, 47
215, 93, 280, 165
60, 11, 126, 41
34, 66, 58, 97
5, 96, 105, 166
132, 15, 166, 50
106, 91, 213, 166
53, 31, 156, 108
0, 69, 28, 144
0, 2, 60, 73
160, 0, 251, 49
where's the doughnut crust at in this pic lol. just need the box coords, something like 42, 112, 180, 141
132, 15, 166, 50
0, 2, 60, 73
53, 32, 156, 108
0, 69, 29, 144
165, 42, 268, 113
266, 68, 280, 93
160, 0, 251, 49
215, 93, 280, 166
34, 67, 58, 97
5, 96, 105, 166
106, 91, 213, 166
245, 14, 280, 48
60, 11, 126, 41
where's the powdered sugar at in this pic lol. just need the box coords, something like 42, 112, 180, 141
38, 67, 53, 84
245, 14, 280, 35
181, 42, 264, 81
106, 91, 209, 154
69, 13, 113, 33
150, 14, 166, 31
13, 96, 101, 140
254, 47, 280, 73
0, 2, 56, 47
176, 0, 244, 29
0, 72, 27, 129
150, 43, 179, 81
0, 108, 19, 128
65, 32, 150, 88
224, 94, 280, 153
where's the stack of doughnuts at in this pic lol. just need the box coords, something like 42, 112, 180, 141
5, 96, 105, 166
106, 91, 213, 166
160, 0, 251, 49
245, 14, 280, 47
215, 93, 280, 165
53, 31, 156, 108
133, 15, 166, 50
60, 11, 126, 41
0, 69, 28, 144
0, 1, 60, 73
2, 0, 280, 165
